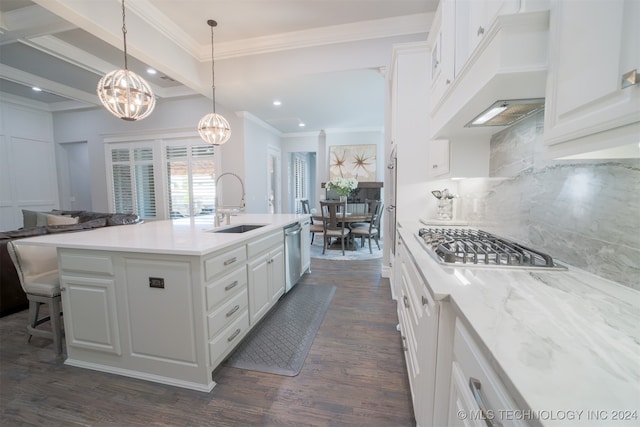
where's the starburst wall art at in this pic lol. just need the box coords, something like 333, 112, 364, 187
328, 144, 377, 182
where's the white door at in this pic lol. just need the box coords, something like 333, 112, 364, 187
267, 147, 281, 213
57, 141, 92, 210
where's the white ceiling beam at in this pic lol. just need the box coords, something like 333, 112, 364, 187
31, 0, 207, 96
0, 63, 99, 105
0, 5, 76, 45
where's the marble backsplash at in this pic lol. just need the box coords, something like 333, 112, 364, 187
455, 112, 640, 290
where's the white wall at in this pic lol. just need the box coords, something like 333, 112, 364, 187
52, 96, 242, 213
240, 112, 282, 213
0, 101, 57, 230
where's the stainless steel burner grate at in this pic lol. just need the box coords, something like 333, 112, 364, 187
417, 228, 564, 269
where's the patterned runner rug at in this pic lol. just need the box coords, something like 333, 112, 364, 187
223, 284, 336, 376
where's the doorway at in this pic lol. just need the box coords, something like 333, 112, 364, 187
267, 146, 281, 214
56, 141, 92, 211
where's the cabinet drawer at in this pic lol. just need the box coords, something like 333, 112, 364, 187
453, 319, 525, 426
204, 245, 246, 281
209, 311, 249, 367
247, 230, 282, 258
205, 266, 247, 311
60, 252, 113, 275
207, 288, 248, 340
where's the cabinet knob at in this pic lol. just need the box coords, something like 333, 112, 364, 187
421, 295, 429, 306
433, 164, 438, 169
446, 79, 451, 85
403, 295, 410, 309
477, 26, 485, 36
60, 287, 66, 292
622, 69, 638, 89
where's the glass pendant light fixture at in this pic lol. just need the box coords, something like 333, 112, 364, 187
96, 0, 155, 121
198, 19, 231, 145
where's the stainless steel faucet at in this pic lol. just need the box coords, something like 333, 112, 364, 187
215, 172, 246, 226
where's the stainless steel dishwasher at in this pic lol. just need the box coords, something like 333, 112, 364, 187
284, 222, 302, 293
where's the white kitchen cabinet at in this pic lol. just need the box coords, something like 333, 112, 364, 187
59, 251, 120, 355
389, 42, 431, 220
543, 0, 640, 159
300, 218, 311, 273
396, 235, 440, 427
247, 230, 285, 325
430, 0, 455, 105
428, 139, 451, 177
447, 319, 525, 427
454, 0, 521, 77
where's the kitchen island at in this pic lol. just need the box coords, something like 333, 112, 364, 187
19, 214, 308, 392
395, 221, 640, 427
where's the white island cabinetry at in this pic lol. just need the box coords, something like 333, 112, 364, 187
25, 214, 306, 392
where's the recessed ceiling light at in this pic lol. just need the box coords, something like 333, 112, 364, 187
32, 87, 42, 92
273, 100, 282, 106
147, 68, 157, 75
298, 123, 306, 127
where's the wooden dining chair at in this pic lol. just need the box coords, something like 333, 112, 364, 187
319, 200, 351, 255
301, 199, 323, 244
350, 202, 383, 254
350, 199, 379, 229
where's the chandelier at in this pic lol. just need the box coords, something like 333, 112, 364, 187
96, 0, 155, 121
198, 20, 231, 145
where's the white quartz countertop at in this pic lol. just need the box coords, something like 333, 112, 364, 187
398, 221, 640, 427
18, 214, 306, 256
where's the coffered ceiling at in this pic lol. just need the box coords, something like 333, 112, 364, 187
0, 0, 437, 134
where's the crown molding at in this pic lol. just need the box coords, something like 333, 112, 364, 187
236, 111, 282, 136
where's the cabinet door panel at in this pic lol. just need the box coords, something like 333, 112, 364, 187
269, 246, 285, 301
125, 259, 197, 364
62, 276, 120, 355
248, 253, 270, 325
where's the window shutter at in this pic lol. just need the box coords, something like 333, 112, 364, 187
166, 144, 215, 217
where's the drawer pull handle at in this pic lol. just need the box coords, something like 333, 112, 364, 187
403, 295, 410, 309
227, 328, 241, 342
226, 305, 240, 318
401, 335, 408, 351
225, 280, 239, 291
469, 377, 503, 427
477, 26, 485, 36
421, 296, 428, 306
223, 257, 237, 266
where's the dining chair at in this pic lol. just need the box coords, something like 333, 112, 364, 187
6, 241, 64, 355
319, 200, 351, 255
350, 202, 383, 254
350, 199, 379, 229
301, 199, 323, 244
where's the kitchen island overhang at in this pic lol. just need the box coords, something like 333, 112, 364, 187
19, 213, 310, 392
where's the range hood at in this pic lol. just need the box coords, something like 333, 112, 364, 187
429, 11, 550, 139
465, 99, 545, 127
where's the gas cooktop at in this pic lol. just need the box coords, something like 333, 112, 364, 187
417, 227, 566, 270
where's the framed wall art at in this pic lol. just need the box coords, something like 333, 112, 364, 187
328, 144, 376, 182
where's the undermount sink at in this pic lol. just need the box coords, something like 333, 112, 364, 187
209, 224, 266, 233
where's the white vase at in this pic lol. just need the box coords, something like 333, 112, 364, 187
339, 195, 347, 203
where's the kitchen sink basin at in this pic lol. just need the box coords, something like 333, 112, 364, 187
209, 224, 266, 233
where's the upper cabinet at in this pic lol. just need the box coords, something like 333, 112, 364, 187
427, 0, 550, 140
543, 0, 640, 159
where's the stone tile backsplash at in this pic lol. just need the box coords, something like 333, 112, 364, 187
455, 112, 640, 290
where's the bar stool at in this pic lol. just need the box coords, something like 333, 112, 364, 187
7, 241, 64, 355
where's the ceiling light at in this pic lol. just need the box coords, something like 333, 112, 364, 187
198, 19, 231, 146
273, 100, 282, 106
96, 0, 155, 121
466, 99, 545, 127
32, 87, 42, 92
146, 68, 157, 75
299, 123, 306, 127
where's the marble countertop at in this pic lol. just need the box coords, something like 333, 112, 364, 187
398, 221, 640, 426
18, 214, 306, 256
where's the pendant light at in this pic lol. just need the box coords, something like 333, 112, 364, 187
198, 19, 231, 145
96, 0, 155, 121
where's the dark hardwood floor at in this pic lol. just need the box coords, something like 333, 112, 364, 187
0, 257, 414, 426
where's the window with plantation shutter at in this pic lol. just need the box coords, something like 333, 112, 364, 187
109, 146, 157, 219
293, 154, 307, 214
166, 144, 215, 218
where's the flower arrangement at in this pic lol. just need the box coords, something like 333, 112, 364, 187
326, 177, 358, 197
